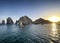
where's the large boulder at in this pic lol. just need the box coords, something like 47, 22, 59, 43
7, 17, 14, 24
2, 20, 5, 24
33, 18, 51, 24
17, 16, 32, 25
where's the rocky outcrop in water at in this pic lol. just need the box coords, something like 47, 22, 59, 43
17, 16, 32, 25
33, 18, 51, 24
7, 17, 14, 24
2, 20, 5, 24
15, 20, 19, 24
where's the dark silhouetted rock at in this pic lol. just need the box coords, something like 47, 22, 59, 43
7, 17, 14, 24
33, 18, 52, 24
15, 20, 19, 24
2, 20, 5, 24
18, 16, 32, 25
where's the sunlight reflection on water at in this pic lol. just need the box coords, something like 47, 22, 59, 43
51, 23, 58, 37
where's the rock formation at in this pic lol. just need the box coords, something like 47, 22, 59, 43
17, 16, 32, 25
33, 18, 51, 24
7, 17, 14, 24
15, 20, 19, 24
2, 20, 5, 24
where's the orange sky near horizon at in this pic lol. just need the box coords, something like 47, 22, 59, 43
42, 11, 60, 21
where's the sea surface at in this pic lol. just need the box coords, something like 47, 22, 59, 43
0, 23, 60, 43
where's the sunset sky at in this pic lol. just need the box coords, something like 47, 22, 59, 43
0, 0, 60, 22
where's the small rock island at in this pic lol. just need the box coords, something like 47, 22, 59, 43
2, 20, 5, 24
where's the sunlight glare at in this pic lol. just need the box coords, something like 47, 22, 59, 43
48, 16, 59, 22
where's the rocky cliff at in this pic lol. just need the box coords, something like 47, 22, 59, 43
7, 17, 14, 24
17, 16, 32, 25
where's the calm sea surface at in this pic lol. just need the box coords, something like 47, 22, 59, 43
0, 23, 60, 43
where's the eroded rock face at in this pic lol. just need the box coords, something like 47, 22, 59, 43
7, 17, 14, 24
18, 16, 32, 25
2, 20, 5, 24
33, 18, 51, 24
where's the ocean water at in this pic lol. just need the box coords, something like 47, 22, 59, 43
0, 23, 60, 43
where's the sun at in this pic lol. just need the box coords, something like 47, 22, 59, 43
48, 16, 59, 22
